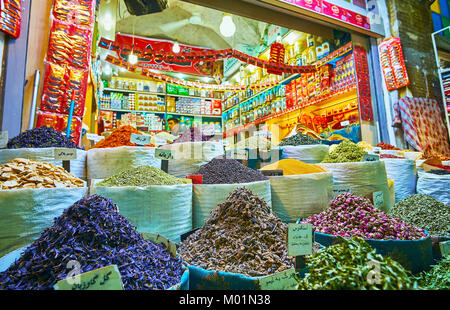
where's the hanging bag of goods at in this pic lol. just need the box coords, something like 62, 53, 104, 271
91, 166, 192, 242
86, 126, 161, 179
2, 127, 87, 179
416, 170, 450, 204
279, 133, 329, 163
160, 140, 224, 178
179, 187, 321, 290
301, 193, 432, 274
381, 158, 417, 202
260, 159, 333, 223
191, 158, 271, 229
0, 158, 87, 257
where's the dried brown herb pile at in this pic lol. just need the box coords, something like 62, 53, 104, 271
178, 187, 294, 277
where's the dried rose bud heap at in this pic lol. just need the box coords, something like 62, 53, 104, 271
302, 193, 427, 240
0, 158, 84, 190
178, 187, 297, 277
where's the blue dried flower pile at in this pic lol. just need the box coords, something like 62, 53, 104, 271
6, 126, 82, 149
0, 195, 185, 290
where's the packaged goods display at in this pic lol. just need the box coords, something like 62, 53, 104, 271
302, 193, 427, 240
178, 187, 296, 277
0, 195, 185, 290
97, 166, 190, 187
388, 194, 450, 237
91, 126, 150, 148
299, 237, 417, 290
0, 158, 84, 190
260, 159, 326, 175
321, 140, 366, 163
6, 127, 80, 149
195, 158, 268, 184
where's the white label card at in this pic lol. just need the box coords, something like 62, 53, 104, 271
340, 120, 350, 127
54, 148, 77, 160
259, 269, 298, 290
287, 223, 313, 256
155, 148, 174, 160
363, 154, 380, 162
234, 149, 248, 160
154, 138, 167, 145
332, 185, 353, 198
130, 133, 150, 145
0, 131, 7, 148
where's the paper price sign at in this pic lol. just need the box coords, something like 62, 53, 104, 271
332, 185, 353, 197
54, 265, 124, 290
130, 133, 151, 145
0, 131, 8, 148
287, 223, 313, 256
155, 138, 167, 145
373, 147, 382, 154
373, 191, 384, 208
440, 241, 450, 257
259, 269, 298, 290
54, 148, 77, 160
233, 149, 248, 160
340, 120, 350, 127
363, 154, 380, 162
155, 148, 174, 160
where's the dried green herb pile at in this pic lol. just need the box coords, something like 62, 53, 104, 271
388, 194, 450, 237
415, 257, 450, 290
279, 133, 319, 146
321, 140, 367, 163
298, 237, 417, 290
97, 166, 190, 187
178, 187, 295, 277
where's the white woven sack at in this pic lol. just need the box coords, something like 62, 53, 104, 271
161, 141, 224, 178
91, 183, 193, 242
318, 161, 393, 212
87, 146, 161, 180
417, 170, 450, 204
192, 180, 271, 229
381, 159, 417, 202
280, 145, 329, 163
0, 186, 88, 257
269, 172, 333, 222
0, 148, 86, 179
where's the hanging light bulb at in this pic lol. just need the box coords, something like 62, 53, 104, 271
103, 64, 112, 76
172, 42, 181, 53
102, 11, 114, 32
129, 53, 138, 65
220, 14, 236, 37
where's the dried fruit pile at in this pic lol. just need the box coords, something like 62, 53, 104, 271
195, 158, 268, 184
178, 187, 295, 277
0, 158, 84, 190
298, 237, 417, 290
97, 166, 190, 187
0, 195, 185, 290
302, 193, 427, 240
6, 126, 80, 149
388, 194, 450, 236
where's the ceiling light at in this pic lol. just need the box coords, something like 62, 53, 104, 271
172, 42, 181, 53
220, 14, 236, 37
103, 64, 112, 75
129, 53, 138, 65
177, 73, 184, 79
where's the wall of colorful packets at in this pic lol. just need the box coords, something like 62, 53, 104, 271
379, 37, 410, 91
0, 0, 21, 38
36, 0, 96, 144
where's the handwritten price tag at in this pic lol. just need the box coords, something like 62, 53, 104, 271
259, 269, 298, 290
340, 120, 350, 127
373, 191, 384, 208
234, 149, 248, 160
287, 223, 313, 256
130, 133, 151, 145
54, 265, 123, 290
440, 241, 450, 257
373, 147, 382, 154
155, 148, 174, 160
155, 138, 167, 146
54, 148, 77, 160
363, 154, 380, 162
0, 131, 8, 148
332, 185, 353, 198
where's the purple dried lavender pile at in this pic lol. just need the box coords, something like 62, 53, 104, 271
7, 126, 82, 149
302, 193, 427, 240
196, 158, 268, 184
0, 195, 184, 290
172, 127, 212, 144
